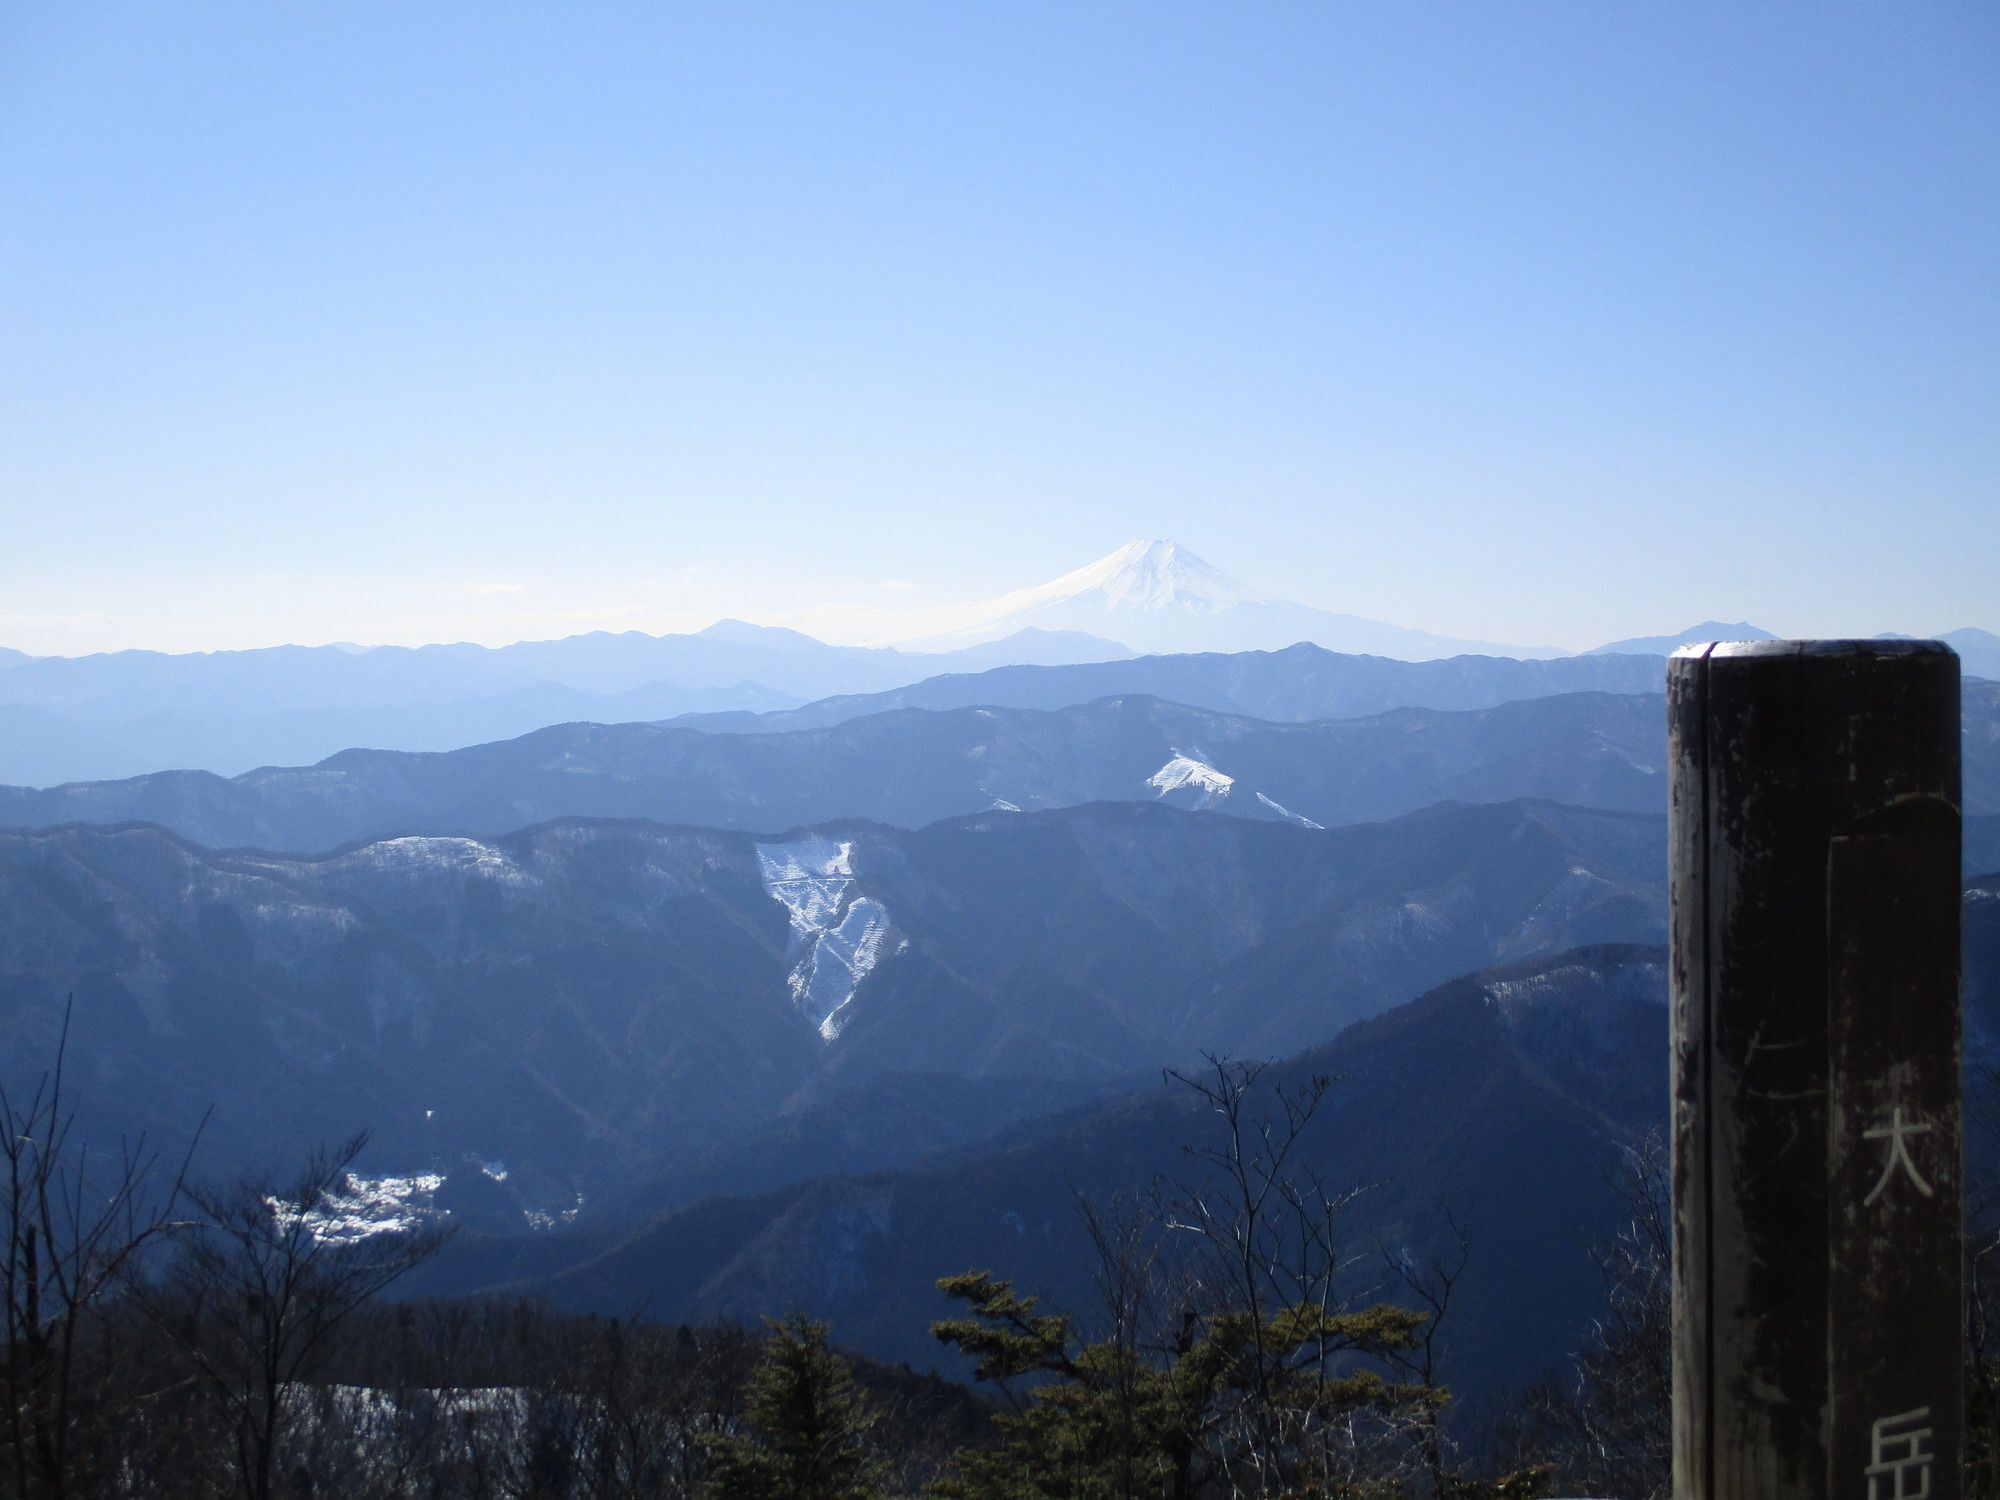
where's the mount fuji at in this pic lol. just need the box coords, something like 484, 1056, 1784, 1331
909, 540, 1558, 660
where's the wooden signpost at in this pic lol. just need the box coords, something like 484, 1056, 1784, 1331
1668, 640, 1962, 1500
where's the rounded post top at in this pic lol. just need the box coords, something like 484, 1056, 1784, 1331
1668, 638, 1960, 664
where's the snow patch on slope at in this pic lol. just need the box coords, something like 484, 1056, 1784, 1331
1149, 753, 1235, 808
524, 1193, 585, 1231
754, 837, 901, 1040
334, 836, 530, 885
1254, 791, 1323, 830
272, 1172, 446, 1246
757, 836, 855, 934
789, 899, 894, 1040
1505, 866, 1616, 952
1484, 958, 1668, 1023
1147, 754, 1324, 828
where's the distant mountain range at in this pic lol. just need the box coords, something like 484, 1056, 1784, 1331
1898, 627, 2000, 681
1584, 620, 2000, 678
8, 675, 1996, 856
5, 537, 1992, 788
0, 623, 1128, 786
667, 649, 2000, 814
1586, 620, 1779, 655
671, 641, 1674, 733
0, 690, 1669, 851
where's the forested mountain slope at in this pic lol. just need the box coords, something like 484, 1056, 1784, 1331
423, 945, 1678, 1422
434, 899, 2000, 1420
0, 800, 1666, 1231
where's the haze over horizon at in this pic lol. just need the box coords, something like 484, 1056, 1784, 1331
0, 530, 1993, 664
4, 4, 1997, 656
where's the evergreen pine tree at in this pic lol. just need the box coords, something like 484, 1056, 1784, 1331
929, 1270, 1431, 1500
704, 1313, 885, 1500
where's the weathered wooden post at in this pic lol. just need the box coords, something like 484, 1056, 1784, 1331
1669, 640, 1962, 1499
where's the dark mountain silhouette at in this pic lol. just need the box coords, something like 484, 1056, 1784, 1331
418, 945, 1678, 1423
0, 690, 1672, 852
422, 894, 2000, 1419
1947, 628, 2000, 681
1587, 623, 2000, 683
8, 681, 1993, 856
1586, 621, 1776, 655
670, 642, 1673, 733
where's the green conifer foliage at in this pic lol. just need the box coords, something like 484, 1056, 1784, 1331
930, 1271, 1432, 1499
922, 1061, 1533, 1499
703, 1313, 886, 1500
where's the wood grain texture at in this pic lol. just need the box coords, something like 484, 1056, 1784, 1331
1668, 641, 1961, 1500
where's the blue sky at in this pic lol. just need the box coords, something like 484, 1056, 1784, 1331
2, 3, 1995, 654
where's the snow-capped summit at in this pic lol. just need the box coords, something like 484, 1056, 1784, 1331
910, 540, 1553, 661
1028, 539, 1268, 617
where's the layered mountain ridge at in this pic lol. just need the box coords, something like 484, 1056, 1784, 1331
672, 642, 1675, 734
0, 624, 1130, 786
414, 919, 2000, 1418
8, 534, 1991, 787
0, 798, 1669, 1230
0, 690, 1670, 852
10, 680, 1994, 857
3, 595, 1993, 1428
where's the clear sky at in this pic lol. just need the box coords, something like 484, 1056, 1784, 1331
2, 2, 1996, 655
